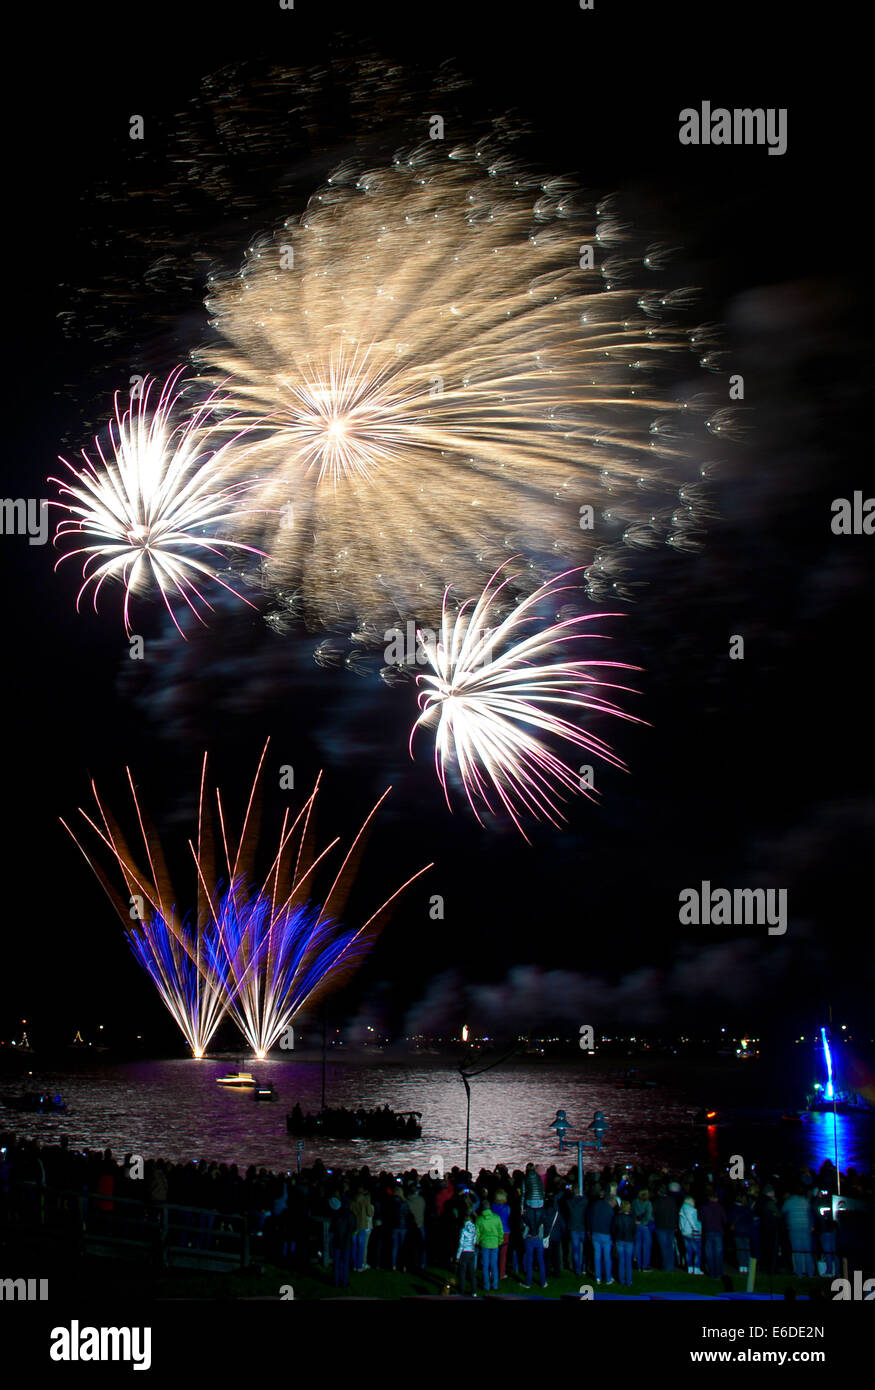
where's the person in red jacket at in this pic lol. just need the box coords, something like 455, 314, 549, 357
435, 1177, 454, 1213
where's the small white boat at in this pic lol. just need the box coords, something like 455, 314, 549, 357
216, 1071, 258, 1089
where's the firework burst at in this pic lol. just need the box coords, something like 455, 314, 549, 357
197, 140, 715, 639
62, 741, 431, 1056
61, 759, 232, 1058
410, 566, 642, 840
207, 892, 372, 1059
126, 914, 229, 1059
49, 368, 264, 636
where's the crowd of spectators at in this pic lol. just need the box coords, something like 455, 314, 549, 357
1, 1130, 870, 1294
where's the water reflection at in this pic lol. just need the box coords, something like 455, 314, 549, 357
802, 1110, 856, 1173
1, 1057, 872, 1176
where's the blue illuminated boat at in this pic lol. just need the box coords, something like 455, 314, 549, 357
805, 1024, 872, 1113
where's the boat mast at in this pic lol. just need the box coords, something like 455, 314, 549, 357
823, 1004, 841, 1196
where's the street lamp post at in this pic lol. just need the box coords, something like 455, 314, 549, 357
550, 1110, 608, 1192
458, 1039, 523, 1173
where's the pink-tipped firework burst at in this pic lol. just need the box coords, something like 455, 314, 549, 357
62, 740, 432, 1058
197, 744, 431, 1056
60, 760, 233, 1058
410, 566, 643, 841
49, 367, 264, 636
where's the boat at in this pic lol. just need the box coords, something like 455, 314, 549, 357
614, 1070, 657, 1089
286, 1104, 423, 1139
216, 1071, 258, 1089
691, 1107, 720, 1126
805, 1023, 874, 1114
806, 1092, 872, 1115
1, 1091, 68, 1114
254, 1084, 278, 1102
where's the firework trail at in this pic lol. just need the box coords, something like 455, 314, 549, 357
191, 745, 431, 1055
60, 758, 232, 1058
49, 368, 264, 636
62, 741, 431, 1056
410, 566, 643, 841
126, 914, 228, 1059
209, 893, 372, 1058
197, 139, 715, 641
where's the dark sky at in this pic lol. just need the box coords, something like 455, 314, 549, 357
2, 1, 872, 1050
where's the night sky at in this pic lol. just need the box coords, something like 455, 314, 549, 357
3, 1, 872, 1052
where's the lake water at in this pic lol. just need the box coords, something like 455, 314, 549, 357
2, 1052, 872, 1177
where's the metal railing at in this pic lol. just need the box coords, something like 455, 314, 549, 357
1, 1181, 250, 1271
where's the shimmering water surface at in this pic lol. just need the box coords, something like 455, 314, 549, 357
1, 1054, 871, 1176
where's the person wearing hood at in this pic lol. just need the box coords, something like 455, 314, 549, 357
523, 1163, 545, 1210
476, 1200, 505, 1291
679, 1195, 702, 1274
455, 1199, 478, 1296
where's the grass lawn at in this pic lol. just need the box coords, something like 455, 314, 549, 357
152, 1261, 828, 1300
0, 1228, 829, 1300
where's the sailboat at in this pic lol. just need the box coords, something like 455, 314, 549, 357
806, 1024, 871, 1113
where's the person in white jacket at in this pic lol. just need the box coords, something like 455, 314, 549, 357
679, 1195, 702, 1274
455, 1203, 478, 1296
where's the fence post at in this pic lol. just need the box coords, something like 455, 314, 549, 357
158, 1204, 169, 1269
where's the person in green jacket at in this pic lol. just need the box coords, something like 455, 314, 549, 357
476, 1201, 505, 1292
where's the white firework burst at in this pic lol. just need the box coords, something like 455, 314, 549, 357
50, 367, 263, 635
273, 342, 427, 487
410, 566, 643, 839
